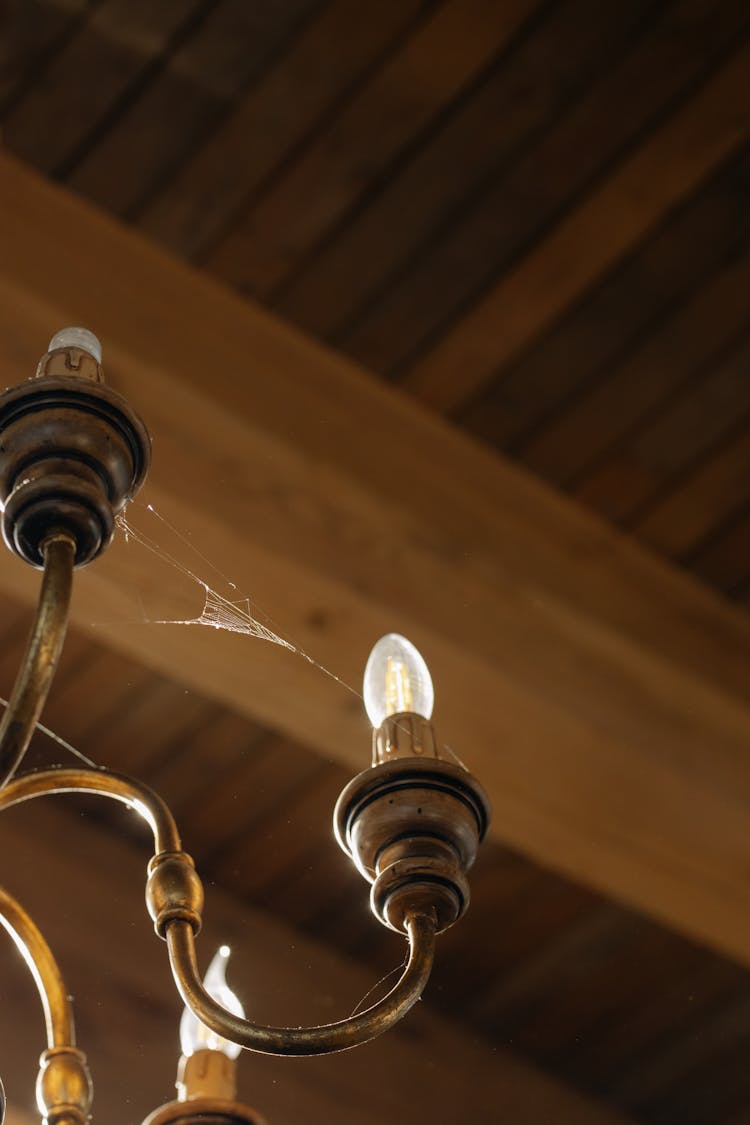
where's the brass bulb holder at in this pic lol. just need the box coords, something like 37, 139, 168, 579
141, 1099, 267, 1125
141, 1051, 269, 1125
334, 718, 491, 934
0, 342, 150, 568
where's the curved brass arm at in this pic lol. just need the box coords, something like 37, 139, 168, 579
0, 767, 436, 1056
0, 767, 181, 854
0, 534, 75, 787
0, 884, 74, 1049
165, 911, 436, 1057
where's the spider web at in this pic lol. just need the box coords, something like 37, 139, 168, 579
115, 507, 359, 700
116, 512, 295, 652
114, 504, 468, 767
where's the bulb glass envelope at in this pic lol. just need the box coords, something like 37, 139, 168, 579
180, 947, 244, 1061
363, 633, 434, 728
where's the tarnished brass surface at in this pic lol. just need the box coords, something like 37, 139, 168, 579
0, 766, 435, 1057
0, 344, 150, 569
372, 712, 438, 764
0, 534, 75, 787
146, 852, 204, 937
165, 911, 436, 1056
36, 1047, 93, 1125
0, 767, 181, 853
334, 755, 491, 933
0, 886, 75, 1048
0, 888, 91, 1124
141, 1097, 266, 1125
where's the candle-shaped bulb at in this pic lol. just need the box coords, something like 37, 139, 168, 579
363, 633, 434, 729
179, 946, 244, 1061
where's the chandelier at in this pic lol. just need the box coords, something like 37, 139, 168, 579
0, 329, 490, 1125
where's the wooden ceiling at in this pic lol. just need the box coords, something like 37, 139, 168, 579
4, 0, 750, 602
2, 2, 750, 1124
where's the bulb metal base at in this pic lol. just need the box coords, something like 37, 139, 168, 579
372, 711, 439, 764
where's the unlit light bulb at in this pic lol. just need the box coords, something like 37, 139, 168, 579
179, 946, 244, 1061
363, 633, 434, 729
48, 327, 102, 363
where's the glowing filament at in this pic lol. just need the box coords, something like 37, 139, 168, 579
385, 656, 414, 717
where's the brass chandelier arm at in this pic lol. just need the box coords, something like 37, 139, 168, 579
0, 767, 436, 1056
0, 534, 75, 787
0, 767, 182, 854
0, 884, 75, 1049
165, 911, 437, 1057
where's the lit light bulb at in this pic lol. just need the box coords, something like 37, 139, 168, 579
179, 946, 244, 1061
363, 633, 434, 729
47, 327, 102, 363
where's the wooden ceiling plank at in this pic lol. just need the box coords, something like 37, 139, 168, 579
691, 505, 750, 596
573, 322, 750, 525
0, 0, 88, 107
633, 419, 750, 558
139, 704, 246, 813
0, 0, 205, 174
458, 144, 750, 450
0, 806, 636, 1125
217, 766, 342, 897
65, 0, 320, 217
205, 0, 537, 297
612, 988, 750, 1119
8, 157, 750, 966
137, 0, 433, 258
573, 947, 742, 1094
517, 244, 750, 486
41, 650, 156, 747
82, 675, 215, 775
400, 40, 750, 414
333, 0, 741, 376
270, 0, 642, 342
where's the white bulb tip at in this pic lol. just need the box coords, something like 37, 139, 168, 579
48, 327, 102, 364
219, 944, 231, 958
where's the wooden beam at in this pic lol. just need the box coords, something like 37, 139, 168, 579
402, 41, 750, 413
0, 804, 633, 1125
3, 155, 750, 966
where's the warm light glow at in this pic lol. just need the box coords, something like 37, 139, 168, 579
179, 945, 244, 1061
363, 633, 434, 729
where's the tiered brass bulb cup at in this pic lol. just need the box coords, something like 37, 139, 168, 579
334, 713, 491, 933
0, 339, 150, 568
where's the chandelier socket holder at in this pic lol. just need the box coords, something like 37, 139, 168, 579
36, 1047, 93, 1125
141, 1099, 267, 1125
0, 347, 150, 569
146, 852, 205, 938
334, 756, 491, 934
